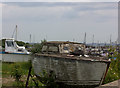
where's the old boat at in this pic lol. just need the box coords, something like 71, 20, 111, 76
32, 41, 111, 87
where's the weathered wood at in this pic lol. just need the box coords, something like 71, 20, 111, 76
25, 66, 32, 88
32, 55, 110, 86
32, 41, 111, 87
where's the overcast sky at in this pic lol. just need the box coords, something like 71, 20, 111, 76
1, 2, 118, 43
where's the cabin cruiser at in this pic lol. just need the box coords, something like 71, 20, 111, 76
4, 38, 30, 55
32, 41, 111, 87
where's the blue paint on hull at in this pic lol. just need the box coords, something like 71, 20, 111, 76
0, 51, 5, 54
0, 51, 29, 55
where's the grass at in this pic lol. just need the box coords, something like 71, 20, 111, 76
2, 62, 40, 87
2, 62, 32, 78
103, 59, 120, 84
2, 62, 58, 87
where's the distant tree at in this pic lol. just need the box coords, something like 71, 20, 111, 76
15, 41, 25, 46
31, 39, 47, 54
41, 39, 47, 46
2, 39, 6, 48
24, 43, 32, 48
0, 40, 1, 46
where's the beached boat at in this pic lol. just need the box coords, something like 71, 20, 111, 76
32, 41, 111, 87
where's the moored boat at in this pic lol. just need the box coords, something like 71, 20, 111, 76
4, 38, 30, 55
0, 38, 30, 62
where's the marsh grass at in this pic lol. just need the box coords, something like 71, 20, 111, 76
2, 62, 32, 78
103, 47, 120, 84
2, 62, 38, 87
2, 62, 59, 87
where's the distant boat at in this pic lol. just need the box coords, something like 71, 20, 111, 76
2, 38, 30, 55
0, 25, 31, 62
0, 38, 30, 62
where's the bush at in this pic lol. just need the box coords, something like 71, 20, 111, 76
11, 63, 23, 82
31, 43, 42, 54
103, 46, 120, 84
31, 39, 47, 54
38, 70, 59, 88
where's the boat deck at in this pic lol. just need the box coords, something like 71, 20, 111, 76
35, 53, 110, 63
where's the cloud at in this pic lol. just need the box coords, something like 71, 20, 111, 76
2, 2, 117, 21
2, 4, 73, 22
3, 2, 117, 9
1, 0, 120, 2
2, 2, 118, 42
3, 2, 79, 7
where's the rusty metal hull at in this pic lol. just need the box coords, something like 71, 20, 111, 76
32, 55, 110, 86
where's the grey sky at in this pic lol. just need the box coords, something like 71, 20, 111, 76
2, 2, 118, 43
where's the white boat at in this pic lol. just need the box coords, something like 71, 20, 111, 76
1, 38, 31, 62
4, 38, 30, 55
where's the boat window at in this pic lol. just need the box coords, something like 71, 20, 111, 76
6, 41, 14, 47
42, 46, 47, 52
48, 46, 58, 52
18, 49, 23, 52
63, 46, 69, 50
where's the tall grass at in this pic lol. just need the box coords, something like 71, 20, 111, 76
103, 46, 120, 84
2, 62, 32, 78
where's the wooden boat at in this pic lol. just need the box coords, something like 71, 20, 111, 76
32, 41, 111, 87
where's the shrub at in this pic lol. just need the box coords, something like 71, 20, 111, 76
11, 64, 23, 82
103, 46, 120, 84
38, 70, 59, 88
31, 39, 47, 54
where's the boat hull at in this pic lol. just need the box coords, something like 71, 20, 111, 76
32, 55, 110, 86
1, 53, 30, 62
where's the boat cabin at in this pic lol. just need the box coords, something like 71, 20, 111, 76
41, 41, 85, 55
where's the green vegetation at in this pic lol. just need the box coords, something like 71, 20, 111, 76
11, 63, 24, 86
31, 39, 47, 54
2, 62, 32, 78
1, 39, 5, 48
2, 62, 39, 87
0, 40, 2, 46
2, 61, 58, 87
15, 41, 25, 46
103, 46, 120, 84
38, 70, 59, 88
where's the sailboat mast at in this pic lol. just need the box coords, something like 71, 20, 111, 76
110, 34, 112, 45
30, 34, 31, 43
16, 25, 17, 41
92, 34, 94, 45
84, 32, 86, 44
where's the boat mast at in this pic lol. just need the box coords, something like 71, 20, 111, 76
110, 34, 112, 45
30, 34, 31, 43
83, 32, 86, 44
92, 34, 94, 46
16, 25, 17, 41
